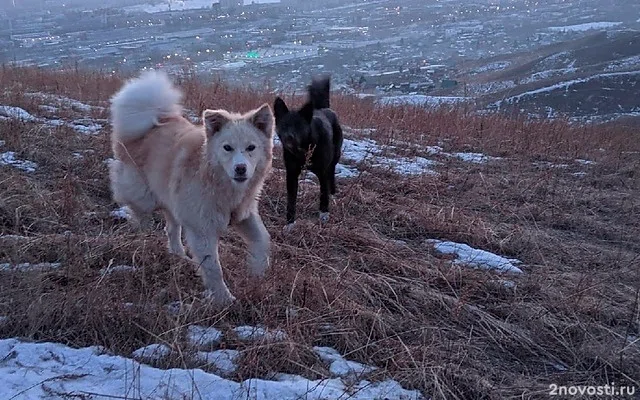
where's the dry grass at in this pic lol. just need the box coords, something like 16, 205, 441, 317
0, 66, 639, 399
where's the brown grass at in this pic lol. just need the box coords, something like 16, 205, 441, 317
0, 66, 639, 399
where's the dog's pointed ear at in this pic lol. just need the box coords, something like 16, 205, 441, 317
250, 104, 274, 138
203, 109, 230, 137
299, 102, 314, 123
273, 97, 288, 121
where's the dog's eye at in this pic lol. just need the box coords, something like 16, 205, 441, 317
223, 145, 233, 152
246, 145, 256, 152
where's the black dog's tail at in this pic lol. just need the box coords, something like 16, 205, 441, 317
307, 75, 331, 110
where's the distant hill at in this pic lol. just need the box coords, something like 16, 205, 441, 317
455, 30, 640, 122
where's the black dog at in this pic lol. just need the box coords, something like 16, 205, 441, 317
274, 76, 344, 226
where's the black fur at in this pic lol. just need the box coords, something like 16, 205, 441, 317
274, 75, 344, 224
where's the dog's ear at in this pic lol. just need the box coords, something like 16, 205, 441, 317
250, 104, 274, 138
273, 97, 289, 121
203, 109, 230, 137
299, 102, 314, 123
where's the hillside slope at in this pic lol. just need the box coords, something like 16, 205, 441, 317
0, 67, 639, 399
459, 30, 640, 122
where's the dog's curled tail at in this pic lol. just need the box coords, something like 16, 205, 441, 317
110, 70, 183, 142
307, 75, 331, 110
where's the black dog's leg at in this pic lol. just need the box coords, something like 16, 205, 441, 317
330, 115, 343, 197
328, 163, 337, 195
318, 172, 330, 223
285, 165, 301, 225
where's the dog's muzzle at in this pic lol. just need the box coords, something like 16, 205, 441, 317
233, 164, 248, 182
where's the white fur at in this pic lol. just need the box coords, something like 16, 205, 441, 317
110, 69, 183, 142
108, 70, 274, 306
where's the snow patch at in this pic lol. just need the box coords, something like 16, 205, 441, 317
494, 71, 640, 107
110, 206, 132, 220
0, 152, 38, 172
335, 163, 359, 178
0, 106, 38, 122
197, 349, 239, 375
342, 138, 439, 176
132, 343, 171, 361
0, 103, 102, 134
549, 21, 622, 32
314, 346, 377, 378
450, 152, 501, 164
0, 262, 61, 272
471, 61, 511, 74
426, 239, 523, 274
187, 325, 224, 348
379, 95, 468, 107
605, 55, 640, 71
233, 325, 288, 342
534, 161, 569, 169
25, 92, 102, 113
99, 264, 137, 275
0, 339, 423, 399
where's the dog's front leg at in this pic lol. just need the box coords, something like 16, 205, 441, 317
235, 212, 270, 277
285, 165, 301, 225
318, 172, 330, 223
184, 227, 235, 305
162, 210, 186, 258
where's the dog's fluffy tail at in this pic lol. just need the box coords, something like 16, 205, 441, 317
307, 75, 331, 110
110, 70, 183, 142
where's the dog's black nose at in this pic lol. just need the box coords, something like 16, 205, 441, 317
235, 164, 247, 175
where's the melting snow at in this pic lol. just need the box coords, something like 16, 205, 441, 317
187, 325, 224, 348
1, 97, 103, 134
0, 339, 423, 399
606, 55, 640, 71
132, 343, 171, 360
426, 239, 523, 274
418, 144, 500, 164
99, 264, 137, 275
341, 138, 439, 176
0, 262, 61, 272
450, 152, 501, 164
276, 128, 497, 178
335, 163, 359, 178
0, 152, 38, 172
495, 71, 640, 107
379, 95, 468, 107
110, 206, 132, 220
197, 349, 239, 375
314, 346, 377, 378
25, 92, 103, 113
534, 161, 569, 169
0, 106, 38, 122
548, 21, 622, 32
233, 325, 288, 342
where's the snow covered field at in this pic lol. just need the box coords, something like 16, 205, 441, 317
493, 71, 640, 108
379, 95, 469, 107
0, 337, 423, 400
548, 21, 622, 32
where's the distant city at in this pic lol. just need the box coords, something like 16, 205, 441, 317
2, 0, 639, 120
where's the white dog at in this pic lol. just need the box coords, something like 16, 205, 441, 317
108, 70, 274, 305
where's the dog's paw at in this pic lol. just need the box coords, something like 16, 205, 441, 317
168, 246, 188, 258
319, 212, 330, 224
282, 222, 297, 234
202, 289, 237, 307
